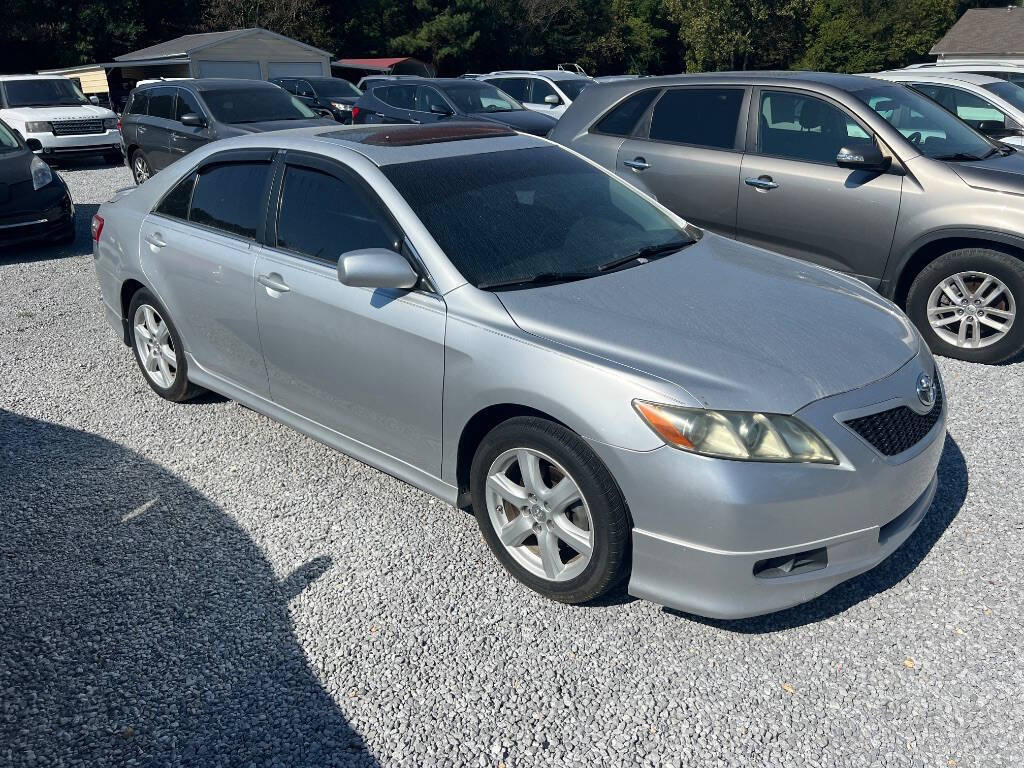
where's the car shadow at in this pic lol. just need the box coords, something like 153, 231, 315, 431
663, 434, 968, 633
0, 411, 377, 767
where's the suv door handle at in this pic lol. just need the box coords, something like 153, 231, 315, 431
144, 232, 166, 248
258, 273, 290, 293
623, 157, 650, 171
744, 176, 780, 190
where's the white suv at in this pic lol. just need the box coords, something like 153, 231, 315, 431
0, 75, 122, 163
480, 70, 594, 118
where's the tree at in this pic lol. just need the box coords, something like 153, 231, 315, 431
203, 0, 331, 49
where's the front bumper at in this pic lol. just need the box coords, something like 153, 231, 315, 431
0, 181, 74, 247
588, 352, 946, 619
24, 129, 122, 156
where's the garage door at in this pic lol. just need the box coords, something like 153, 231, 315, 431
196, 60, 262, 79
267, 61, 324, 78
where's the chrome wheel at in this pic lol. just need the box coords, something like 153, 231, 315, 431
133, 154, 150, 183
485, 448, 594, 582
927, 271, 1016, 350
133, 304, 177, 389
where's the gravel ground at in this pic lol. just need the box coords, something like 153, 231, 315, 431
1, 161, 1022, 768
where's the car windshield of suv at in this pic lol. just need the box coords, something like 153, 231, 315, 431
382, 145, 693, 288
557, 79, 592, 101
312, 79, 361, 98
0, 121, 20, 151
3, 79, 88, 107
440, 82, 524, 114
853, 83, 998, 161
200, 88, 317, 123
982, 80, 1024, 114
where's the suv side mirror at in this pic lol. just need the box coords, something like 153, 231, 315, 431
338, 249, 418, 290
89, 95, 100, 106
543, 94, 561, 106
180, 112, 206, 128
430, 103, 453, 116
836, 144, 891, 172
977, 119, 1011, 137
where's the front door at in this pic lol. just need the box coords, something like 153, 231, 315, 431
736, 89, 902, 284
167, 88, 211, 162
254, 154, 446, 474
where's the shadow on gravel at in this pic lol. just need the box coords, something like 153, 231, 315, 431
665, 434, 969, 633
0, 411, 376, 767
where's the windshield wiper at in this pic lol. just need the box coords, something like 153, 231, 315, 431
934, 152, 983, 162
597, 238, 693, 272
478, 270, 597, 290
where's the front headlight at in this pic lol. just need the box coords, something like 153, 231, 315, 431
331, 102, 353, 111
25, 121, 51, 133
633, 400, 837, 464
30, 155, 53, 190
103, 118, 118, 130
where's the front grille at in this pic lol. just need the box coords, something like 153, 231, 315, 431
51, 119, 104, 136
844, 381, 943, 456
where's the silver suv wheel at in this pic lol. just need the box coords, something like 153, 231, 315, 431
926, 270, 1016, 350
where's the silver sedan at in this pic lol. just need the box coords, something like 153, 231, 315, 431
91, 122, 945, 619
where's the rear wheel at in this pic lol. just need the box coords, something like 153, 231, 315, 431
470, 417, 630, 604
907, 247, 1024, 364
127, 289, 202, 402
131, 150, 152, 184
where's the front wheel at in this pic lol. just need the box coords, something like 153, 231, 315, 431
906, 247, 1023, 364
470, 417, 630, 604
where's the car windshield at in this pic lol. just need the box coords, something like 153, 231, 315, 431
440, 82, 523, 114
557, 79, 592, 101
982, 80, 1024, 113
853, 83, 997, 160
0, 120, 20, 151
311, 79, 361, 98
3, 78, 88, 107
382, 145, 693, 288
200, 88, 317, 123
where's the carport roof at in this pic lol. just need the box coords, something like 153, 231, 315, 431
334, 57, 418, 70
114, 28, 332, 62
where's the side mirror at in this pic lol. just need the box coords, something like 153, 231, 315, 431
543, 94, 561, 106
976, 120, 1008, 136
337, 249, 419, 290
180, 112, 206, 127
836, 144, 891, 172
430, 103, 453, 116
89, 95, 100, 105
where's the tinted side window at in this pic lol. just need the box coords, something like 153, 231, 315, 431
913, 84, 1006, 129
489, 78, 528, 102
277, 79, 297, 93
529, 79, 558, 103
594, 89, 659, 136
127, 90, 149, 116
648, 88, 743, 149
296, 80, 315, 98
758, 91, 872, 163
148, 88, 176, 120
416, 86, 449, 113
376, 85, 416, 110
156, 173, 196, 220
176, 89, 204, 121
189, 162, 272, 239
277, 165, 397, 263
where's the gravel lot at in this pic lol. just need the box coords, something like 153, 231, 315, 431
2, 162, 1022, 768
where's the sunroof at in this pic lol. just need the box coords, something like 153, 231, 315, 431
321, 122, 516, 147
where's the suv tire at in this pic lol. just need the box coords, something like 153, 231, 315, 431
131, 150, 152, 184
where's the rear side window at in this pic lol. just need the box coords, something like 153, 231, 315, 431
155, 173, 196, 220
376, 85, 417, 110
189, 162, 272, 239
277, 165, 397, 263
594, 89, 659, 136
148, 88, 176, 120
648, 88, 744, 149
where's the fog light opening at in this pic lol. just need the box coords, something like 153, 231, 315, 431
753, 546, 827, 580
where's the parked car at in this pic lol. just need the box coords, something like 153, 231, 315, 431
479, 70, 594, 118
0, 75, 121, 164
91, 122, 945, 619
120, 79, 330, 184
901, 61, 1024, 88
0, 116, 74, 247
550, 72, 1024, 364
270, 76, 362, 123
873, 71, 1024, 147
353, 78, 557, 136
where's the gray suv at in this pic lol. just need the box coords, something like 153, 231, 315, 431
551, 72, 1024, 364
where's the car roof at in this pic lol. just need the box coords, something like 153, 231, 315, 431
583, 71, 887, 98
0, 74, 69, 81
487, 70, 590, 81
136, 78, 281, 92
874, 70, 1003, 86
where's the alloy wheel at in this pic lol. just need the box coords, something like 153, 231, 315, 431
485, 447, 594, 582
133, 304, 177, 388
133, 155, 150, 183
926, 270, 1016, 350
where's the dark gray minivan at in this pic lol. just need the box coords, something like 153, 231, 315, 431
120, 79, 329, 184
551, 72, 1024, 363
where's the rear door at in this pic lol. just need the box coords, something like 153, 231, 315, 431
735, 88, 902, 283
615, 86, 748, 234
167, 88, 211, 162
141, 87, 176, 170
254, 152, 445, 474
369, 85, 418, 123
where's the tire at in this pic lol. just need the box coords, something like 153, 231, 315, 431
470, 416, 630, 604
131, 150, 152, 185
127, 289, 202, 402
906, 247, 1024, 364
104, 150, 124, 166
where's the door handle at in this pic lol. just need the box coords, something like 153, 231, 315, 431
623, 157, 650, 171
744, 176, 780, 190
144, 232, 166, 248
258, 273, 290, 293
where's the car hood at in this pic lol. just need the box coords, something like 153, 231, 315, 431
219, 117, 331, 135
949, 150, 1024, 195
495, 234, 920, 413
0, 146, 33, 184
474, 109, 558, 136
1, 104, 116, 123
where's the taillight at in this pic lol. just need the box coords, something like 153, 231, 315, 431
91, 214, 104, 241
116, 118, 122, 133
351, 106, 360, 120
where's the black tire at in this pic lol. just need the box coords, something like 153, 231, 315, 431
906, 247, 1024, 364
104, 150, 124, 166
130, 150, 152, 185
127, 289, 202, 402
470, 416, 630, 604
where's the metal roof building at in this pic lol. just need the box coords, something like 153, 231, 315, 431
931, 7, 1024, 61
